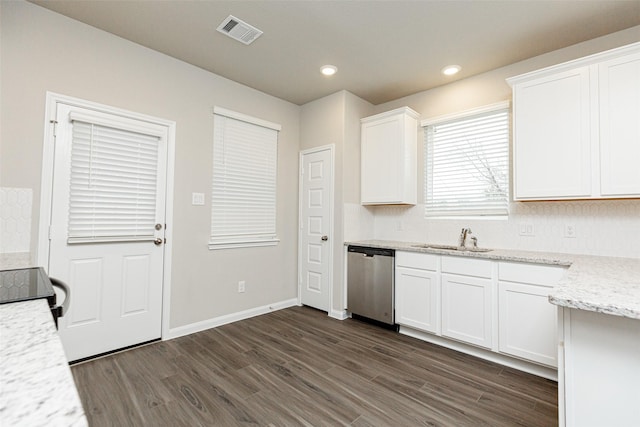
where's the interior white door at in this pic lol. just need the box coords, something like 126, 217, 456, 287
48, 103, 168, 362
299, 147, 333, 312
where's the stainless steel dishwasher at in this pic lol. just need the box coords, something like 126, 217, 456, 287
347, 245, 395, 326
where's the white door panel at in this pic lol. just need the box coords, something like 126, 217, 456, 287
299, 147, 333, 312
48, 102, 167, 362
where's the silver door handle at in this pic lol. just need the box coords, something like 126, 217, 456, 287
154, 238, 164, 246
321, 235, 328, 241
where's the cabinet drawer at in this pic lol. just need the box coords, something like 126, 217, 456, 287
396, 251, 439, 271
441, 256, 492, 278
499, 262, 567, 287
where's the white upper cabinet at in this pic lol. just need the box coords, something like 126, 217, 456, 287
599, 51, 640, 196
361, 107, 419, 205
511, 67, 592, 199
508, 42, 640, 201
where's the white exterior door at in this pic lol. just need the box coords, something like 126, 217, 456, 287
47, 102, 168, 362
299, 147, 333, 312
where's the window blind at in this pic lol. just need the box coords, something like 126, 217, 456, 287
210, 109, 279, 249
68, 119, 160, 243
424, 104, 510, 217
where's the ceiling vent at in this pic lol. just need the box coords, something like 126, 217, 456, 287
216, 15, 263, 45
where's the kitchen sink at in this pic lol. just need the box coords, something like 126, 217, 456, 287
411, 243, 493, 253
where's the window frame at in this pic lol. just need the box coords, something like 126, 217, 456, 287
208, 107, 281, 250
421, 101, 510, 218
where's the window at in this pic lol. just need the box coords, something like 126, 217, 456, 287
67, 111, 164, 243
209, 107, 280, 249
422, 102, 510, 217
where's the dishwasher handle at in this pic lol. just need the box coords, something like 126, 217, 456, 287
347, 245, 395, 257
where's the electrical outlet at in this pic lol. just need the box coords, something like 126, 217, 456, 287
519, 223, 535, 237
192, 192, 205, 206
564, 224, 577, 238
238, 281, 245, 293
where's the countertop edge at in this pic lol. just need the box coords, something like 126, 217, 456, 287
0, 299, 88, 427
345, 240, 640, 320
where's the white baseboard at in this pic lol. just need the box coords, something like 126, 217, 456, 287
399, 326, 558, 381
329, 309, 349, 320
166, 298, 299, 340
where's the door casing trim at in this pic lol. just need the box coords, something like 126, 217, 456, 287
37, 91, 176, 341
297, 144, 335, 315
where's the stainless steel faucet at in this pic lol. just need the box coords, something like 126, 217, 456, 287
458, 227, 472, 248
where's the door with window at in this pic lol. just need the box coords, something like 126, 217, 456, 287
47, 102, 169, 362
299, 146, 333, 312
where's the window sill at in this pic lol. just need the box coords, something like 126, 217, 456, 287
208, 238, 280, 250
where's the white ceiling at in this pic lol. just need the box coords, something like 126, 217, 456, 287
29, 0, 640, 105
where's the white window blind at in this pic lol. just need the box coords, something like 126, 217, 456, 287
68, 118, 161, 243
210, 108, 280, 249
423, 102, 510, 217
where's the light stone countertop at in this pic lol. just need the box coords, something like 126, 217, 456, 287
0, 299, 88, 427
345, 240, 640, 320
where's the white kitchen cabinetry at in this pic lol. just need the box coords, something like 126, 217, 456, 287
395, 252, 440, 334
598, 51, 640, 196
510, 67, 591, 199
508, 42, 640, 201
393, 251, 567, 377
498, 262, 568, 367
361, 107, 419, 205
441, 256, 494, 349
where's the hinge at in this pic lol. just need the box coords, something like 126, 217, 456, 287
50, 120, 58, 138
48, 225, 52, 240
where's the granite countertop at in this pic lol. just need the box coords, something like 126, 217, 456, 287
346, 240, 640, 320
0, 299, 88, 427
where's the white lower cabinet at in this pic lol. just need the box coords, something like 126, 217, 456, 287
395, 252, 440, 334
394, 251, 568, 372
498, 282, 557, 366
441, 256, 494, 349
498, 262, 568, 367
441, 274, 493, 349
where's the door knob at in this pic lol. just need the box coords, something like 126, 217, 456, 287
154, 238, 164, 246
321, 235, 328, 241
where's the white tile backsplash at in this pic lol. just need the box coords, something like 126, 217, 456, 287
345, 199, 640, 258
0, 187, 33, 254
343, 203, 376, 242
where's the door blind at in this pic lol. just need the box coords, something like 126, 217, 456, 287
210, 110, 279, 249
68, 119, 160, 243
424, 104, 510, 216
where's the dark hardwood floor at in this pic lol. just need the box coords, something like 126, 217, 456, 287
71, 306, 558, 426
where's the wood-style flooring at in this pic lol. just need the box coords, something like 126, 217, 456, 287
71, 306, 558, 426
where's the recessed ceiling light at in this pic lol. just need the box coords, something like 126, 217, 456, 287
442, 65, 461, 76
320, 65, 338, 76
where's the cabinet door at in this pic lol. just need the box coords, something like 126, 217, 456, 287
513, 67, 592, 199
441, 273, 493, 348
395, 266, 440, 334
498, 281, 557, 367
599, 52, 640, 197
361, 115, 403, 203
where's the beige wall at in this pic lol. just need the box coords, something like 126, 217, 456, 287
1, 1, 300, 328
300, 91, 374, 312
